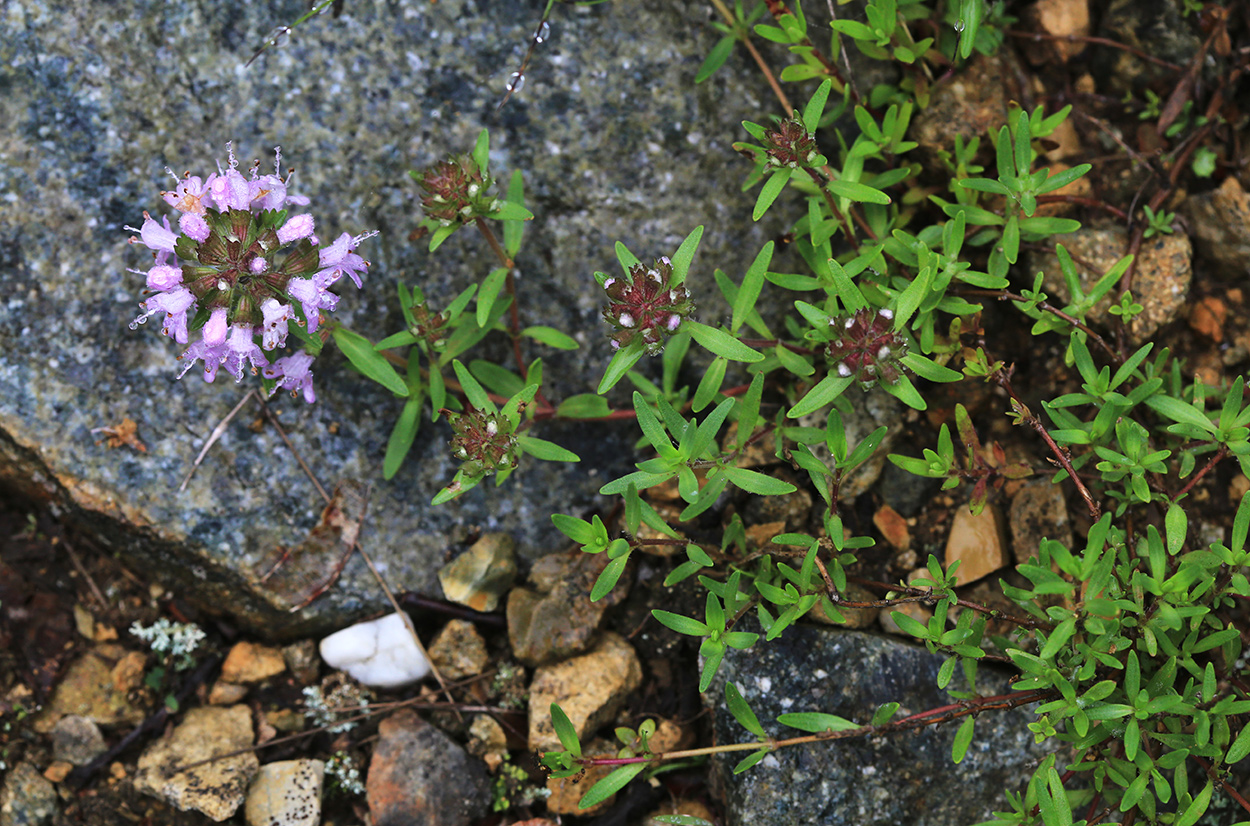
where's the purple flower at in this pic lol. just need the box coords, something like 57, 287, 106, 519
135, 287, 195, 344
127, 145, 374, 402
264, 351, 317, 404
277, 214, 315, 245
260, 298, 293, 350
179, 213, 210, 243
316, 231, 374, 289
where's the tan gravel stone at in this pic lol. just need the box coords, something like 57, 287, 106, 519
945, 504, 1008, 586
528, 632, 642, 753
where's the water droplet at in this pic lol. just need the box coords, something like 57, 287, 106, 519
535, 21, 551, 43
506, 72, 525, 93
953, 19, 965, 32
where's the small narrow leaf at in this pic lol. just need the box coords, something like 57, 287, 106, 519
726, 682, 767, 737
777, 712, 858, 733
951, 717, 974, 764
578, 762, 648, 810
333, 328, 409, 396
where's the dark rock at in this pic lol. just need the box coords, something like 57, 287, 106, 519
1182, 176, 1250, 282
708, 623, 1049, 826
0, 0, 773, 639
1008, 478, 1072, 565
366, 708, 491, 826
1094, 0, 1202, 94
910, 53, 1022, 162
874, 459, 941, 519
507, 550, 630, 666
48, 714, 107, 766
0, 761, 57, 826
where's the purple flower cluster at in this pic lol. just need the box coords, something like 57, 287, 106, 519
602, 257, 695, 356
826, 307, 909, 389
127, 146, 375, 403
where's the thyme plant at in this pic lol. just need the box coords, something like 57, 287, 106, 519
123, 0, 1249, 823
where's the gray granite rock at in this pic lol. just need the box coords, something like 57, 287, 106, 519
0, 761, 58, 826
708, 623, 1050, 826
0, 0, 775, 638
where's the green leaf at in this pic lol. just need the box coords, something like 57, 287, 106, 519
685, 321, 763, 362
578, 762, 648, 810
451, 360, 493, 412
802, 79, 832, 132
696, 35, 735, 83
598, 341, 647, 394
723, 466, 798, 495
671, 225, 705, 286
476, 267, 509, 328
1145, 395, 1218, 434
333, 328, 409, 396
788, 374, 854, 418
726, 682, 767, 737
551, 513, 598, 546
690, 397, 735, 458
651, 610, 711, 636
827, 178, 891, 204
550, 703, 582, 756
692, 356, 729, 412
754, 168, 792, 221
502, 170, 526, 256
890, 610, 929, 639
732, 242, 773, 334
383, 396, 422, 479
951, 717, 974, 764
777, 712, 859, 733
1175, 781, 1212, 826
523, 325, 578, 349
615, 240, 642, 275
1040, 765, 1073, 826
491, 201, 533, 221
517, 434, 579, 462
471, 128, 491, 174
1227, 718, 1250, 763
900, 352, 962, 382
1165, 502, 1187, 555
733, 748, 770, 775
557, 393, 612, 418
591, 553, 629, 602
871, 702, 900, 726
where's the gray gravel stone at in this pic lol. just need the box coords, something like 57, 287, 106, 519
708, 623, 1050, 826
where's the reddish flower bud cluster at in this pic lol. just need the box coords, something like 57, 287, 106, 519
448, 408, 519, 479
410, 302, 450, 352
763, 115, 820, 169
417, 155, 497, 226
826, 307, 909, 389
602, 257, 695, 356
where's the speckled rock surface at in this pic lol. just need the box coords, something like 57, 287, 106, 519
1026, 225, 1191, 342
1183, 176, 1250, 281
366, 708, 490, 826
708, 624, 1049, 826
0, 1, 774, 638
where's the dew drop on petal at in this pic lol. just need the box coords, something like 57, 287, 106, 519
506, 72, 525, 93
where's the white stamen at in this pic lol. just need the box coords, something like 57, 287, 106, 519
844, 317, 856, 329
619, 312, 635, 328
878, 308, 894, 320
486, 420, 498, 436
837, 362, 852, 378
877, 345, 891, 360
